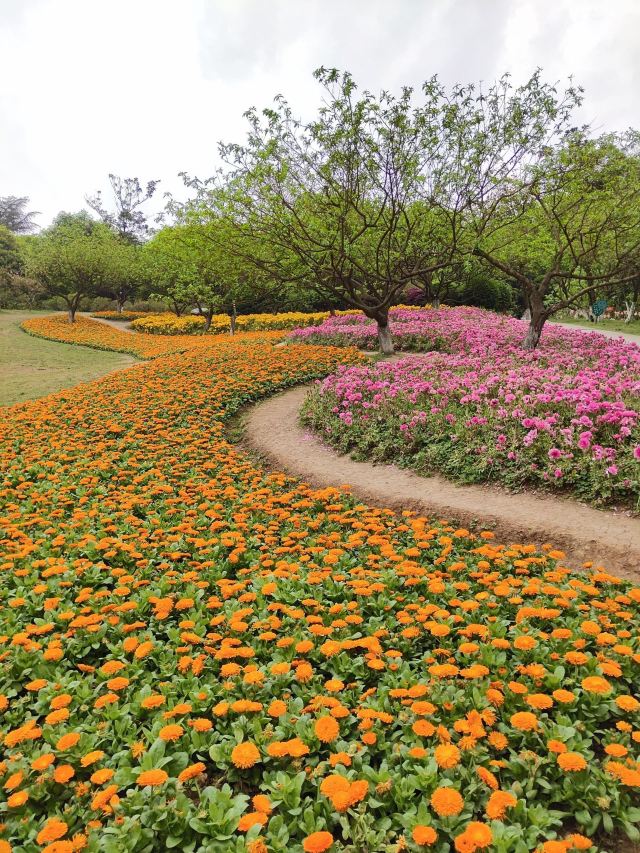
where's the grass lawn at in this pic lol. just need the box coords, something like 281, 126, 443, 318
558, 315, 640, 336
0, 310, 137, 406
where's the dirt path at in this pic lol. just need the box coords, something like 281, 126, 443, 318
550, 321, 640, 345
81, 314, 135, 333
243, 384, 640, 581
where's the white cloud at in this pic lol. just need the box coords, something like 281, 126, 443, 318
1, 0, 638, 228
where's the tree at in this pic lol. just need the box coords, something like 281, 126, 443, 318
23, 215, 122, 322
0, 225, 21, 282
0, 196, 40, 233
190, 68, 585, 353
96, 239, 144, 313
471, 131, 640, 348
86, 174, 160, 243
143, 218, 258, 331
201, 68, 470, 353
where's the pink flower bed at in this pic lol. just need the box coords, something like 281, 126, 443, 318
288, 307, 453, 351
299, 308, 640, 508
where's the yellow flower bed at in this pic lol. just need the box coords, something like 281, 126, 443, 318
91, 311, 148, 321
130, 306, 427, 336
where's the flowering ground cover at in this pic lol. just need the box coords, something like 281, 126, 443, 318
0, 317, 639, 852
91, 312, 147, 322
130, 310, 356, 336
22, 314, 285, 359
299, 308, 640, 509
288, 308, 452, 351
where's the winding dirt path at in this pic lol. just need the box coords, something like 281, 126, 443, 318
243, 384, 640, 581
82, 314, 135, 333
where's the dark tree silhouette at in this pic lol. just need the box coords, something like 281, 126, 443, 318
86, 174, 160, 243
0, 196, 40, 233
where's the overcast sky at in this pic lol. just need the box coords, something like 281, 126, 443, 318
1, 0, 639, 229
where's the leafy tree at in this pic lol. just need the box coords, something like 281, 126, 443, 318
0, 225, 21, 282
190, 68, 584, 353
205, 69, 468, 353
0, 274, 45, 309
471, 131, 640, 348
96, 239, 145, 313
143, 218, 259, 331
86, 174, 160, 243
0, 196, 40, 233
23, 216, 123, 322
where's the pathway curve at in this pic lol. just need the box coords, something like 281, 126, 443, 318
243, 384, 640, 581
81, 314, 135, 333
550, 321, 640, 345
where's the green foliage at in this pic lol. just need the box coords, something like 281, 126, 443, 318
454, 273, 515, 313
21, 215, 128, 320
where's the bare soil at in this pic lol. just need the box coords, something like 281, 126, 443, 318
241, 384, 640, 582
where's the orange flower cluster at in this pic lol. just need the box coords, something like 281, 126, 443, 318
0, 316, 638, 851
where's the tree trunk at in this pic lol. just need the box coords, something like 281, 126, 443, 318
117, 297, 125, 314
203, 313, 212, 332
625, 300, 636, 323
67, 304, 77, 323
377, 321, 394, 355
432, 296, 440, 309
523, 309, 547, 350
230, 300, 237, 335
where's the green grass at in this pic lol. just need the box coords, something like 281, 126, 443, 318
0, 310, 137, 407
558, 316, 640, 336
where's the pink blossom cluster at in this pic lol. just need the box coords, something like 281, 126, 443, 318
298, 308, 640, 507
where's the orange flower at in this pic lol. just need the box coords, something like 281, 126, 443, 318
32, 753, 55, 771
557, 752, 587, 772
253, 794, 272, 815
141, 695, 165, 710
158, 724, 184, 742
566, 834, 593, 850
454, 822, 493, 852
412, 825, 438, 846
430, 787, 464, 816
315, 716, 340, 743
413, 719, 436, 737
581, 676, 611, 694
434, 743, 460, 769
137, 769, 168, 786
90, 768, 115, 784
178, 762, 206, 782
7, 791, 29, 808
189, 718, 213, 732
510, 712, 538, 732
56, 733, 81, 751
231, 742, 260, 769
36, 818, 68, 844
3, 771, 23, 791
80, 751, 104, 767
53, 765, 75, 783
485, 790, 517, 820
303, 831, 334, 852
552, 690, 575, 704
604, 743, 628, 757
616, 695, 640, 712
238, 811, 267, 832
268, 700, 287, 717
526, 694, 553, 710
320, 775, 350, 798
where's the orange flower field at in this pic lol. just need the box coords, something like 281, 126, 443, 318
1, 316, 639, 852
